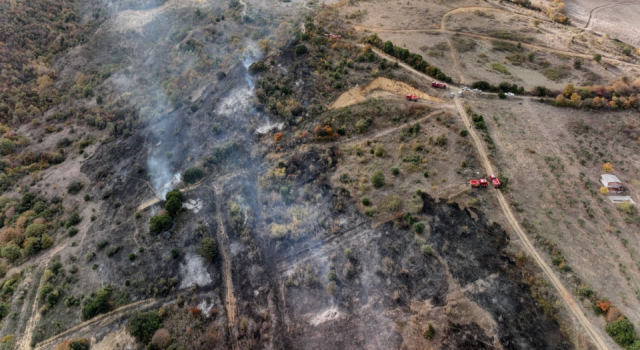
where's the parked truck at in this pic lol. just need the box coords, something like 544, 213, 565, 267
489, 174, 501, 188
405, 94, 419, 102
469, 179, 488, 188
431, 81, 447, 89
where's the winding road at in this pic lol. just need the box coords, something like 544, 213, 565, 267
584, 1, 640, 29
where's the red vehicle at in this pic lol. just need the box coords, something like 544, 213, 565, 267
405, 94, 419, 102
323, 33, 342, 39
470, 179, 488, 188
431, 81, 447, 89
489, 174, 501, 188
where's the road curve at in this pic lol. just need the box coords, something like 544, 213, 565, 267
453, 97, 609, 350
584, 1, 640, 29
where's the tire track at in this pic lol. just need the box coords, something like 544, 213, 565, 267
584, 1, 640, 29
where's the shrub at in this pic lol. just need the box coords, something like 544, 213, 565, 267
67, 227, 79, 237
0, 139, 15, 156
498, 92, 506, 99
65, 211, 82, 228
128, 253, 136, 261
593, 53, 602, 62
83, 194, 91, 201
69, 339, 90, 350
198, 237, 217, 261
106, 245, 122, 257
151, 329, 171, 349
423, 171, 429, 178
617, 203, 637, 215
327, 270, 337, 281
149, 214, 173, 233
413, 221, 426, 234
171, 248, 179, 258
421, 244, 433, 255
491, 63, 510, 75
605, 318, 636, 347
97, 240, 109, 250
371, 171, 385, 188
374, 145, 385, 157
361, 197, 371, 206
82, 287, 113, 320
128, 311, 162, 344
248, 61, 266, 74
435, 135, 447, 147
1, 243, 20, 263
423, 323, 435, 339
391, 167, 400, 176
183, 167, 204, 184
573, 58, 582, 69
134, 211, 141, 219
25, 223, 47, 237
459, 129, 468, 137
67, 181, 84, 195
295, 44, 309, 55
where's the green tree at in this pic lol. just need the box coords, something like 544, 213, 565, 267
82, 287, 113, 320
413, 221, 426, 234
24, 237, 41, 255
25, 223, 47, 237
128, 311, 162, 344
1, 243, 20, 263
69, 339, 90, 350
197, 237, 218, 261
149, 214, 173, 234
164, 197, 182, 217
0, 139, 15, 156
371, 171, 385, 188
295, 44, 308, 55
183, 167, 204, 183
605, 318, 636, 347
383, 40, 394, 54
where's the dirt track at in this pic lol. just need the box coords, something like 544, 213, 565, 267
584, 1, 640, 29
453, 98, 609, 350
355, 42, 609, 349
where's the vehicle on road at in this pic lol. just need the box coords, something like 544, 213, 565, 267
470, 179, 488, 188
405, 94, 419, 102
432, 81, 447, 89
489, 174, 501, 188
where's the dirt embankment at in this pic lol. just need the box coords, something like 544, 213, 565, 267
330, 77, 443, 109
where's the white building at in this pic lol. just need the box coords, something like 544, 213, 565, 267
600, 174, 625, 191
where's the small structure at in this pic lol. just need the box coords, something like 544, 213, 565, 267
600, 174, 625, 191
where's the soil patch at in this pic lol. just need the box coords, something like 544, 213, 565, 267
330, 77, 443, 109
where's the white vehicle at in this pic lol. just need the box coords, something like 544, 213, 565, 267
458, 90, 463, 97
472, 88, 482, 93
450, 92, 455, 98
505, 92, 515, 97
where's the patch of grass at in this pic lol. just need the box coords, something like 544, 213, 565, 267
491, 40, 519, 52
491, 63, 510, 75
542, 67, 571, 81
380, 195, 403, 213
488, 31, 534, 43
451, 37, 477, 53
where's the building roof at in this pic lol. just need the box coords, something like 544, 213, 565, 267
601, 174, 624, 187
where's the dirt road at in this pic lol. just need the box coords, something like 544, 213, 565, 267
212, 185, 237, 330
453, 96, 609, 350
585, 1, 640, 29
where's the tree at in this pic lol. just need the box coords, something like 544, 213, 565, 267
573, 58, 582, 69
69, 339, 90, 350
371, 171, 385, 188
183, 167, 204, 183
623, 47, 632, 56
129, 311, 162, 344
603, 162, 613, 172
570, 93, 582, 106
25, 223, 47, 237
0, 139, 15, 156
593, 53, 602, 63
413, 221, 426, 234
295, 44, 308, 55
164, 197, 181, 217
383, 40, 394, 54
1, 243, 20, 263
605, 318, 636, 347
149, 214, 173, 233
198, 237, 218, 261
423, 323, 435, 339
82, 287, 113, 320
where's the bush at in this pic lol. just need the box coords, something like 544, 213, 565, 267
413, 221, 426, 234
391, 167, 400, 176
423, 323, 435, 339
65, 211, 83, 228
83, 194, 91, 201
361, 197, 371, 206
149, 214, 173, 233
151, 329, 171, 349
128, 253, 136, 261
106, 245, 122, 257
82, 287, 113, 320
593, 53, 602, 63
248, 61, 266, 74
423, 171, 429, 178
129, 311, 162, 344
164, 197, 181, 217
198, 237, 217, 261
498, 92, 506, 99
371, 171, 385, 188
295, 44, 309, 55
25, 223, 47, 238
421, 244, 433, 255
459, 129, 468, 137
0, 139, 15, 156
68, 227, 79, 237
435, 135, 447, 147
183, 167, 204, 184
69, 339, 90, 350
171, 248, 179, 259
1, 243, 20, 263
605, 318, 636, 347
67, 181, 84, 195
